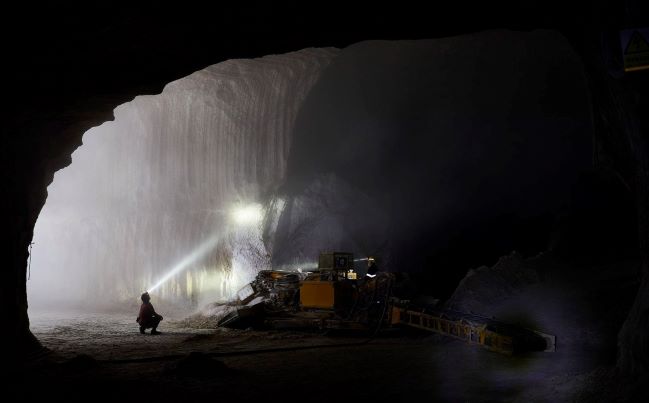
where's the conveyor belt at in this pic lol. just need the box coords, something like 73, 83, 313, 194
392, 306, 555, 355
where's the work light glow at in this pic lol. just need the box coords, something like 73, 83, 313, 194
231, 204, 263, 226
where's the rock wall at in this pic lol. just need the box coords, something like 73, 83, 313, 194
28, 48, 338, 308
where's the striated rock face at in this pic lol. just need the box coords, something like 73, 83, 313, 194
29, 48, 338, 308
31, 30, 596, 310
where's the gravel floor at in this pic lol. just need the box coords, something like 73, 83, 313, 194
18, 309, 613, 402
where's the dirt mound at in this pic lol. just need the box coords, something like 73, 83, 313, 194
445, 251, 542, 313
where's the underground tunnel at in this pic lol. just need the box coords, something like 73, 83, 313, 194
4, 3, 649, 403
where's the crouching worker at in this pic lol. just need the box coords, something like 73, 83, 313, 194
137, 292, 163, 335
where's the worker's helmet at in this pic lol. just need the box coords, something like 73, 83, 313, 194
141, 292, 150, 302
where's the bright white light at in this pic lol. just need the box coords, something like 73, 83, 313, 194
231, 203, 263, 226
147, 234, 221, 293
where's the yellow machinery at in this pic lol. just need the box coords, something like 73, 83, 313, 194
390, 305, 555, 354
221, 251, 555, 355
299, 252, 356, 310
299, 281, 335, 309
298, 252, 554, 354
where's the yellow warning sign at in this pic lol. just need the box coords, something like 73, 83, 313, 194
621, 29, 649, 72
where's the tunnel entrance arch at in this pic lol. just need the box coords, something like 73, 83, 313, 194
27, 48, 338, 316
